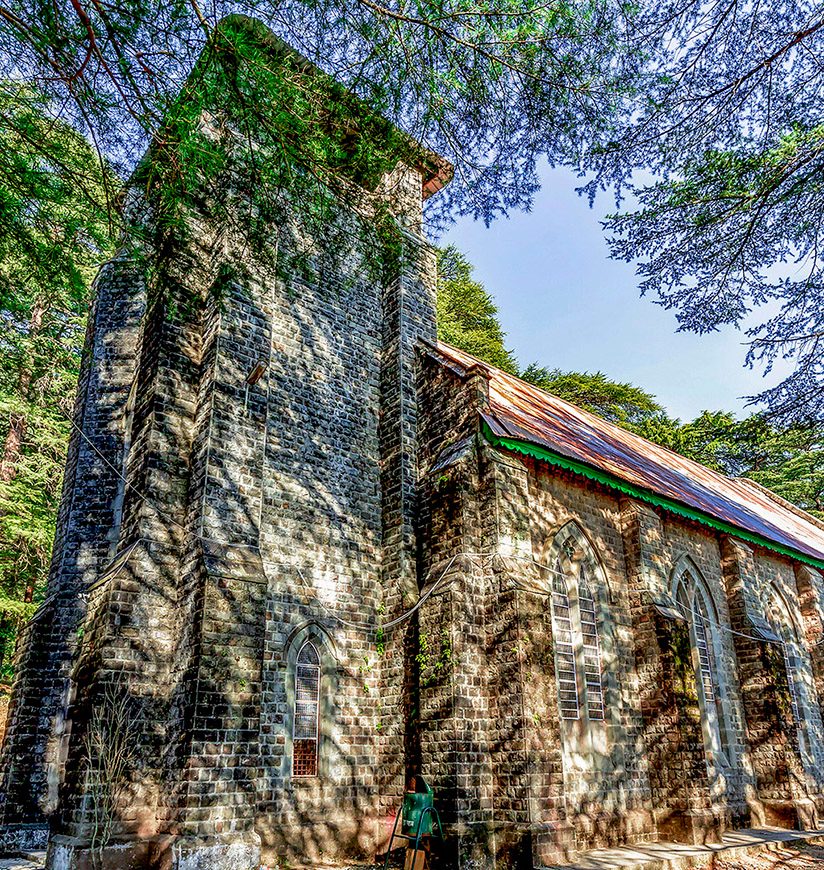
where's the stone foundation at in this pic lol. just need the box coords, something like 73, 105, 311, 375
0, 823, 49, 855
44, 834, 259, 870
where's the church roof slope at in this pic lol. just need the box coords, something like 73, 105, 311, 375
433, 341, 824, 567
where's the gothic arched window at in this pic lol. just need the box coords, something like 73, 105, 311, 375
768, 588, 810, 758
674, 570, 730, 766
293, 641, 321, 777
578, 565, 605, 721
549, 529, 607, 724
552, 553, 580, 720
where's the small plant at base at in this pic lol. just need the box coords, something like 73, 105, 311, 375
82, 676, 140, 869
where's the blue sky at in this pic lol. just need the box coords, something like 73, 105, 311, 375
441, 165, 786, 423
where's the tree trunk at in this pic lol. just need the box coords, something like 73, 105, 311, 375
0, 415, 25, 482
0, 297, 44, 483
0, 615, 8, 676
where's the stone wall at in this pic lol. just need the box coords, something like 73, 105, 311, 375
253, 163, 439, 863
0, 251, 146, 854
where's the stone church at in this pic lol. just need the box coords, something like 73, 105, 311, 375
1, 16, 824, 870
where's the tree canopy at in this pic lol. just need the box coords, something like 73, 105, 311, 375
588, 1, 824, 425
520, 365, 665, 428
0, 0, 639, 228
1, 0, 822, 422
0, 87, 115, 678
436, 246, 519, 375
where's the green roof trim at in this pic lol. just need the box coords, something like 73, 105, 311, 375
481, 420, 824, 573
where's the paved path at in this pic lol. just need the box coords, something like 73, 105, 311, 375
715, 840, 824, 869
546, 828, 824, 869
4, 832, 824, 870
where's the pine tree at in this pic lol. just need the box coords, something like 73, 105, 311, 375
0, 85, 114, 678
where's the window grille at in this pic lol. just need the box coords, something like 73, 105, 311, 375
692, 596, 716, 705
293, 641, 320, 777
551, 557, 579, 720
683, 576, 730, 760
578, 567, 605, 720
782, 641, 802, 729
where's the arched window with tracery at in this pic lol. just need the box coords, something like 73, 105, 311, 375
549, 529, 607, 725
578, 564, 605, 720
768, 587, 812, 761
552, 552, 580, 720
293, 641, 321, 777
674, 569, 730, 766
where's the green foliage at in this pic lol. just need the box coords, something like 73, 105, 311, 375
436, 246, 519, 375
416, 629, 452, 689
0, 85, 116, 680
520, 365, 664, 427
130, 17, 418, 294
0, 84, 114, 306
0, 0, 642, 231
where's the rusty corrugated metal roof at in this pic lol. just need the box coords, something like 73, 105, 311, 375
433, 341, 824, 564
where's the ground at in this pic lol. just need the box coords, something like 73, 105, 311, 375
3, 844, 824, 869
714, 843, 824, 870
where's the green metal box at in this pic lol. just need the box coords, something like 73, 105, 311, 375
401, 778, 434, 836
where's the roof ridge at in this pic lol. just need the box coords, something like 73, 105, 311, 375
436, 341, 736, 482
433, 340, 824, 563
734, 477, 824, 536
